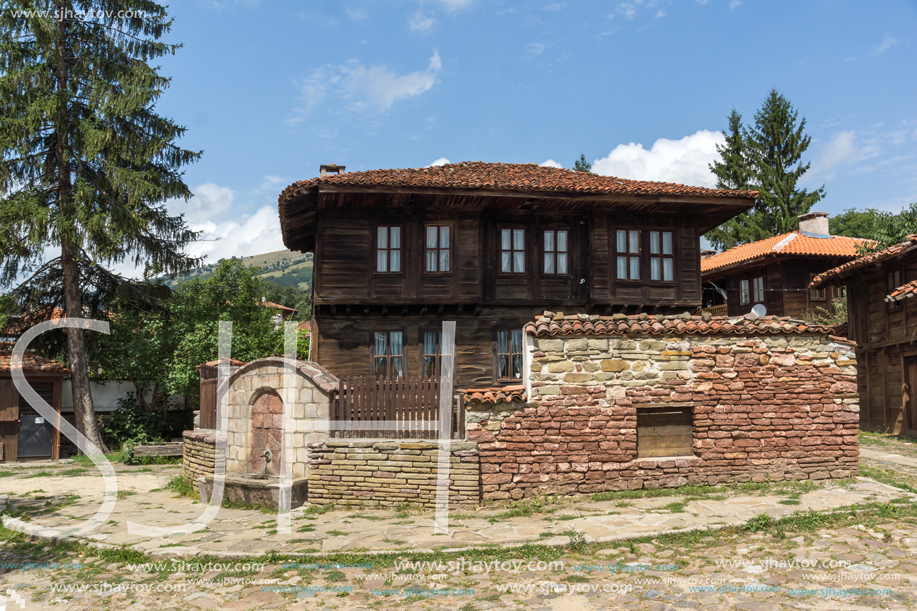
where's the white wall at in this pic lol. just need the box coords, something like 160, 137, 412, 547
60, 380, 186, 414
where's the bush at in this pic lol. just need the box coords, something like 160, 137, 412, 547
101, 393, 190, 450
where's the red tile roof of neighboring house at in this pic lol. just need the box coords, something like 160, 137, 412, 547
0, 351, 69, 375
463, 385, 526, 405
260, 301, 297, 313
701, 231, 870, 274
887, 279, 917, 303
525, 313, 831, 337
280, 161, 759, 204
810, 235, 917, 289
0, 307, 66, 338
298, 320, 311, 333
195, 358, 248, 371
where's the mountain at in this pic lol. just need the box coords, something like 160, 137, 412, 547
165, 250, 313, 290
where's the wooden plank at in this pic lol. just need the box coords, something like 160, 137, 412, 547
133, 442, 183, 457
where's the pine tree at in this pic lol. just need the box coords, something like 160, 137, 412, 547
573, 153, 592, 173
0, 2, 201, 453
704, 90, 825, 251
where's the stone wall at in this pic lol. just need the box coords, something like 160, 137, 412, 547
470, 327, 859, 500
307, 440, 480, 508
182, 429, 223, 481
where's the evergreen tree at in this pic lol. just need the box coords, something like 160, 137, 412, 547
704, 90, 825, 251
0, 2, 201, 453
573, 153, 592, 173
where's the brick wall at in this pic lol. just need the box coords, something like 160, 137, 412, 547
470, 331, 859, 500
307, 440, 480, 508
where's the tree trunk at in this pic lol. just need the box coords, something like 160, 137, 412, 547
56, 11, 107, 455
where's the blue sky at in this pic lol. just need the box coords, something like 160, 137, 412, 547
152, 0, 917, 264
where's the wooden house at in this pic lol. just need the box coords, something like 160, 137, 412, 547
278, 161, 757, 391
0, 352, 68, 461
810, 235, 917, 434
701, 212, 868, 318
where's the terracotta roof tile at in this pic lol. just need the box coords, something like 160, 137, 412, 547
887, 279, 917, 303
280, 161, 759, 206
525, 313, 831, 337
701, 231, 870, 274
260, 301, 297, 313
0, 351, 69, 375
811, 235, 917, 289
463, 385, 526, 405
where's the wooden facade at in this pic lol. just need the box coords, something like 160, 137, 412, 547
0, 373, 64, 462
280, 163, 756, 391
811, 238, 917, 434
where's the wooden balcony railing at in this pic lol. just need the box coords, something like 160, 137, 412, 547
703, 304, 728, 315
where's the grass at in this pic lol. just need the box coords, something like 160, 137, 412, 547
116, 490, 137, 499
860, 465, 917, 494
71, 450, 124, 466
660, 501, 688, 513
166, 475, 197, 499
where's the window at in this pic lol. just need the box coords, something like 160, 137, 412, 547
496, 329, 523, 381
637, 405, 694, 458
543, 229, 568, 275
753, 276, 764, 303
888, 268, 903, 310
376, 226, 401, 273
616, 229, 641, 280
810, 274, 827, 301
425, 225, 450, 273
649, 231, 674, 281
373, 331, 404, 378
740, 279, 750, 305
422, 330, 441, 377
501, 228, 525, 273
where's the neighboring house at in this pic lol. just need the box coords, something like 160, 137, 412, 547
810, 235, 917, 434
278, 161, 757, 390
0, 352, 68, 461
260, 299, 298, 325
701, 212, 868, 318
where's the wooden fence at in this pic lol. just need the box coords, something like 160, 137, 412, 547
333, 375, 465, 439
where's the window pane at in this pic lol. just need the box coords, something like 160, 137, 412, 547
616, 230, 627, 253
650, 231, 660, 254
662, 232, 673, 255
501, 251, 511, 273
440, 226, 449, 248
544, 230, 554, 251
651, 257, 661, 281
424, 331, 437, 354
512, 355, 522, 379
374, 358, 387, 377
502, 228, 511, 250
513, 251, 525, 273
378, 227, 388, 249
427, 226, 438, 248
426, 249, 437, 272
392, 357, 403, 378
497, 329, 508, 353
617, 257, 628, 279
498, 355, 508, 379
557, 252, 567, 274
377, 250, 388, 272
663, 258, 674, 281
423, 356, 436, 376
630, 257, 640, 280
557, 230, 567, 252
514, 229, 525, 250
512, 329, 522, 353
545, 252, 555, 274
629, 230, 639, 254
439, 249, 450, 272
390, 227, 400, 248
390, 250, 400, 273
390, 331, 403, 355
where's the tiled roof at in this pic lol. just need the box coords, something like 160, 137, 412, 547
195, 358, 247, 371
810, 235, 917, 289
463, 385, 526, 405
261, 301, 297, 313
701, 231, 870, 273
887, 279, 917, 303
280, 161, 759, 205
0, 307, 65, 338
525, 313, 831, 337
0, 351, 69, 375
298, 320, 311, 332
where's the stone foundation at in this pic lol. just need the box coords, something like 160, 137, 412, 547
307, 440, 480, 508
471, 331, 860, 500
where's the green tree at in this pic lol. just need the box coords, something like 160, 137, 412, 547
704, 90, 825, 251
573, 153, 592, 173
705, 109, 758, 250
0, 2, 200, 452
832, 202, 917, 253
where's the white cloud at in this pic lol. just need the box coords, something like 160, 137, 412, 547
408, 10, 435, 32
542, 2, 566, 10
592, 130, 725, 187
525, 42, 551, 58
816, 130, 881, 175
729, 0, 741, 10
875, 34, 898, 54
346, 7, 368, 20
432, 0, 472, 11
289, 51, 442, 120
654, 9, 665, 18
428, 157, 450, 166
540, 159, 563, 168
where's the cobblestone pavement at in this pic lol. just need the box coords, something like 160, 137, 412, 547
1, 438, 916, 610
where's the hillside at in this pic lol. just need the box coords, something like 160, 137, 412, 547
166, 250, 313, 290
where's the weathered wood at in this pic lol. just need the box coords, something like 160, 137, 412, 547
133, 442, 183, 457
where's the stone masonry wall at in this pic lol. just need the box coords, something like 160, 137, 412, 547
182, 429, 223, 481
307, 440, 480, 508
470, 333, 859, 500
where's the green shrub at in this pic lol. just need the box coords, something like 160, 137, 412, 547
101, 393, 190, 450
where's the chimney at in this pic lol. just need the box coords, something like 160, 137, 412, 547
319, 164, 345, 177
798, 211, 829, 236
700, 249, 717, 260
